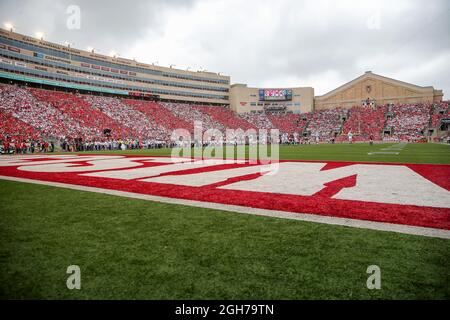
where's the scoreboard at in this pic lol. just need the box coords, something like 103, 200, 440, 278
259, 89, 293, 101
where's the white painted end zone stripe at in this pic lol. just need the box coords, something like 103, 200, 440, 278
368, 152, 399, 155
0, 175, 449, 240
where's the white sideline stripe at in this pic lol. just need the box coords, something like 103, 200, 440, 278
368, 152, 399, 155
0, 175, 449, 240
369, 143, 407, 155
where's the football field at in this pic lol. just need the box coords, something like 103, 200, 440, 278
0, 143, 449, 299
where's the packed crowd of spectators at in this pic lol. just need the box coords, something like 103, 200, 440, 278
161, 102, 225, 132
385, 103, 432, 141
431, 101, 449, 128
238, 113, 274, 130
306, 108, 346, 141
0, 84, 84, 139
83, 95, 168, 140
1, 84, 449, 154
124, 99, 192, 133
30, 89, 132, 141
0, 112, 40, 142
195, 105, 255, 131
268, 113, 310, 136
339, 105, 387, 142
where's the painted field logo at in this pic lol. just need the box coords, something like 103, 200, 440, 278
0, 155, 449, 239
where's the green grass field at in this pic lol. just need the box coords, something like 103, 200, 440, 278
1, 143, 449, 299
63, 142, 450, 164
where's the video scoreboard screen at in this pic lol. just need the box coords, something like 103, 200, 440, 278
259, 89, 293, 101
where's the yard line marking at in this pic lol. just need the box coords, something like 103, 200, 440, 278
368, 152, 399, 155
369, 142, 407, 155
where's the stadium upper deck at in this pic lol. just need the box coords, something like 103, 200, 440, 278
0, 28, 230, 105
0, 28, 444, 113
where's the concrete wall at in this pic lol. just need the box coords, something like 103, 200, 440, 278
230, 84, 314, 114
314, 71, 443, 110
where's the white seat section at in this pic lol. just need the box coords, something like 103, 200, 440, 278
18, 157, 185, 173
142, 164, 272, 187
82, 159, 239, 180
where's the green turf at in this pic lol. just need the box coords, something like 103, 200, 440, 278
0, 180, 449, 300
60, 142, 450, 164
1, 142, 449, 299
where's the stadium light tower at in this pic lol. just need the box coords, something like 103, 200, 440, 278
4, 22, 14, 32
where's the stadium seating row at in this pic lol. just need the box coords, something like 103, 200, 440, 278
0, 84, 448, 148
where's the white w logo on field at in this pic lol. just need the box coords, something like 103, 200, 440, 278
1, 155, 449, 239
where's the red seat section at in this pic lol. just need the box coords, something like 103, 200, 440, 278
1, 83, 448, 145
28, 88, 133, 140
339, 105, 387, 142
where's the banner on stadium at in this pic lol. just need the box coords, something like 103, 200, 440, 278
44, 55, 71, 64
0, 58, 12, 65
83, 74, 123, 85
7, 46, 20, 53
14, 61, 27, 68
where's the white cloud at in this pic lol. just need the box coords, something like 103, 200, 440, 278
124, 0, 449, 97
1, 0, 449, 98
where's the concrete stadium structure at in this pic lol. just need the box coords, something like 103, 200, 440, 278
0, 28, 230, 105
314, 71, 444, 111
0, 28, 444, 113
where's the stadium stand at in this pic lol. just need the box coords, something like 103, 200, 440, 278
160, 102, 225, 132
339, 105, 387, 141
124, 99, 192, 135
385, 103, 432, 141
29, 88, 133, 140
0, 111, 40, 142
238, 113, 274, 130
306, 108, 346, 141
267, 113, 309, 136
431, 102, 449, 128
0, 84, 89, 140
82, 95, 168, 140
1, 83, 448, 152
194, 105, 254, 131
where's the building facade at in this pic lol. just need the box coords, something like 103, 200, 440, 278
229, 84, 314, 114
0, 28, 230, 105
0, 29, 444, 112
314, 71, 443, 110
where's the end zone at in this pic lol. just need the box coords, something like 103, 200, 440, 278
0, 154, 449, 239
